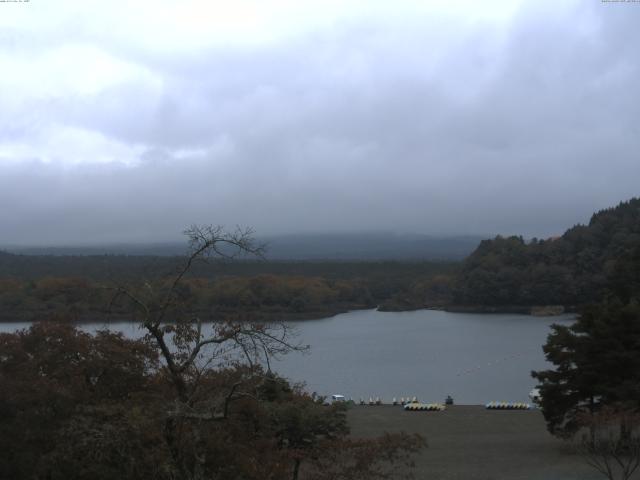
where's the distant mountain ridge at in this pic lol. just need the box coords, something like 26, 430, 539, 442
4, 233, 485, 261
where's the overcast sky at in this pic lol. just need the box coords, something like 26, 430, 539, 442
1, 0, 639, 245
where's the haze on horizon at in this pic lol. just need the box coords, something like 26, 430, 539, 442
1, 1, 639, 246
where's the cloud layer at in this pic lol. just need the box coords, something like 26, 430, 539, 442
1, 1, 639, 245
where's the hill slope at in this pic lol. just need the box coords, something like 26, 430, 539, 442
453, 198, 640, 307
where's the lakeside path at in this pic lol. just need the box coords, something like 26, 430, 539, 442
348, 405, 605, 480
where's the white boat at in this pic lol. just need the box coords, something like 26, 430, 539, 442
529, 388, 541, 404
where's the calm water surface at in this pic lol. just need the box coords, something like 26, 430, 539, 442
276, 309, 574, 404
0, 309, 574, 404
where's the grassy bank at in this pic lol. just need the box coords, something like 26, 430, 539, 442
347, 405, 602, 480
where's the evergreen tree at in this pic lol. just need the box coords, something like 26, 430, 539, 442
532, 299, 640, 437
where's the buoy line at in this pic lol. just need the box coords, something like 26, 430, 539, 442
455, 352, 528, 377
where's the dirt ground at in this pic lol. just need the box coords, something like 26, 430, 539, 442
347, 405, 614, 480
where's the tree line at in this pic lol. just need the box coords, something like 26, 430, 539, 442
0, 254, 457, 322
0, 274, 374, 322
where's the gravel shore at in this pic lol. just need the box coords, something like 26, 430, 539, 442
347, 405, 608, 480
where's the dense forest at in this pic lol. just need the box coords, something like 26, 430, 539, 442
0, 253, 457, 322
453, 198, 640, 309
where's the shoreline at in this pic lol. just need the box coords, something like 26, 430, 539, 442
375, 303, 577, 317
0, 303, 576, 324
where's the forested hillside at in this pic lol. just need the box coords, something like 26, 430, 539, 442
453, 198, 640, 307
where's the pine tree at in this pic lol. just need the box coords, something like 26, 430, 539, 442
532, 299, 640, 437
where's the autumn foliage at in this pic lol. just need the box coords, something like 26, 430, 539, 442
0, 323, 423, 480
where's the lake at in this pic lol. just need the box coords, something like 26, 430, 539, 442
0, 309, 574, 404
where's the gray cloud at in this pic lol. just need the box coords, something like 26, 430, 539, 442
1, 1, 639, 245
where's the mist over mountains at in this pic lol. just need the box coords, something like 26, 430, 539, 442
3, 233, 485, 261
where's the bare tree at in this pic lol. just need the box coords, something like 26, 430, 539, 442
109, 225, 307, 480
577, 407, 640, 480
